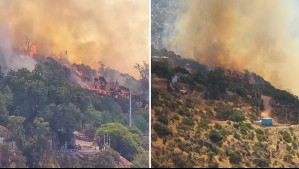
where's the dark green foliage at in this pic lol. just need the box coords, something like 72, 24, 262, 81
199, 121, 210, 129
96, 123, 144, 161
152, 134, 157, 142
254, 158, 270, 168
235, 87, 246, 97
215, 106, 245, 122
282, 131, 292, 143
157, 114, 169, 125
152, 61, 170, 78
153, 123, 172, 137
41, 103, 82, 147
209, 130, 223, 144
171, 154, 193, 168
173, 66, 190, 75
207, 68, 228, 99
182, 118, 195, 126
0, 61, 149, 167
227, 151, 242, 164
186, 98, 192, 108
233, 132, 241, 140
173, 114, 180, 121
214, 123, 222, 130
208, 151, 216, 159
255, 128, 267, 142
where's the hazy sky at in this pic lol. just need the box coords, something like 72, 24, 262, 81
163, 0, 299, 96
0, 0, 149, 79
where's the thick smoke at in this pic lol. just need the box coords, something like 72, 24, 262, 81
164, 0, 299, 96
0, 25, 36, 72
0, 0, 148, 78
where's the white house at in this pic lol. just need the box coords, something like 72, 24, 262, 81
0, 137, 4, 144
171, 76, 179, 83
0, 125, 11, 142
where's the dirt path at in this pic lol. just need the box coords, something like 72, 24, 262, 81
261, 95, 272, 118
74, 131, 97, 150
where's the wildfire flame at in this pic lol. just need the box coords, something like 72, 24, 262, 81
75, 70, 83, 77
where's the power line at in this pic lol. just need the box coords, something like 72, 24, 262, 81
0, 74, 19, 78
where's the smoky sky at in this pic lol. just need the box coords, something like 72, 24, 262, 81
163, 0, 299, 96
0, 0, 149, 78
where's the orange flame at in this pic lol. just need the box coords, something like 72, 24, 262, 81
75, 70, 83, 77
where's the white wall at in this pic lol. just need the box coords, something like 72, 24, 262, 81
0, 137, 4, 144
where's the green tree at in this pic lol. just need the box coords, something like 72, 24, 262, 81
96, 123, 144, 161
134, 62, 149, 95
41, 103, 82, 147
22, 118, 51, 168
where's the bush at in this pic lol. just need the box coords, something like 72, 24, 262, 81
292, 141, 298, 150
199, 121, 210, 129
215, 123, 222, 130
254, 158, 270, 167
209, 162, 219, 168
255, 128, 264, 135
233, 132, 241, 140
236, 87, 246, 97
282, 131, 292, 143
256, 128, 266, 142
182, 118, 195, 126
228, 111, 245, 122
178, 142, 192, 152
216, 106, 245, 122
254, 142, 268, 151
157, 115, 169, 125
153, 123, 172, 137
227, 151, 242, 164
173, 114, 180, 121
186, 98, 192, 108
209, 130, 223, 144
152, 61, 170, 78
152, 134, 157, 142
172, 155, 192, 168
208, 151, 216, 159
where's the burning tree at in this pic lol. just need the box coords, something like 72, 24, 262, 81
134, 61, 149, 96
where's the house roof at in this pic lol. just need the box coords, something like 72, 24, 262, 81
0, 125, 13, 138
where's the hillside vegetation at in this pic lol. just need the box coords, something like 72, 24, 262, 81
0, 58, 149, 168
151, 48, 299, 168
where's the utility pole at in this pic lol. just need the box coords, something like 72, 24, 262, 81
129, 90, 132, 128
108, 90, 133, 128
286, 107, 288, 125
104, 135, 106, 150
0, 74, 18, 78
108, 135, 111, 146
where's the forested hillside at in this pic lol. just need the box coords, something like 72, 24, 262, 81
151, 48, 299, 168
0, 57, 149, 168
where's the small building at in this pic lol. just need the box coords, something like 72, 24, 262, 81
0, 137, 4, 144
171, 76, 179, 83
261, 118, 273, 126
0, 125, 16, 149
0, 125, 12, 143
180, 90, 188, 95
